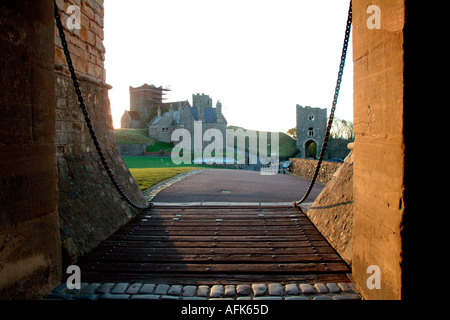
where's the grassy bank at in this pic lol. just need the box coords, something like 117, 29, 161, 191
123, 156, 213, 190
114, 128, 155, 145
128, 167, 202, 191
226, 126, 298, 160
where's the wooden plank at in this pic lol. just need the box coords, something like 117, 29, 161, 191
120, 224, 311, 230
76, 206, 351, 284
92, 245, 336, 255
113, 230, 313, 237
107, 235, 318, 242
80, 252, 342, 263
78, 261, 349, 274
97, 240, 332, 248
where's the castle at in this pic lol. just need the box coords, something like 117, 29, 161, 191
120, 85, 227, 148
148, 93, 227, 145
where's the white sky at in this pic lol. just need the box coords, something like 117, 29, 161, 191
104, 0, 353, 133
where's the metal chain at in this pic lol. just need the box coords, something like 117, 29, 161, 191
294, 1, 352, 207
54, 2, 153, 210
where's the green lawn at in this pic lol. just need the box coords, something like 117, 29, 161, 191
129, 167, 202, 191
123, 156, 215, 191
117, 125, 298, 191
123, 156, 207, 169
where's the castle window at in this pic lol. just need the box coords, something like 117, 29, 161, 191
308, 127, 314, 136
309, 115, 315, 121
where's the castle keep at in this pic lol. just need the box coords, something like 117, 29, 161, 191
120, 84, 170, 128
296, 105, 327, 158
148, 93, 227, 152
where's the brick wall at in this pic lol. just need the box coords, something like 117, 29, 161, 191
54, 0, 147, 267
55, 0, 106, 81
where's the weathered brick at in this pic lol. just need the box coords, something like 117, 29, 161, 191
314, 283, 329, 294
154, 284, 170, 295
268, 283, 283, 296
338, 282, 354, 293
299, 284, 315, 294
197, 286, 210, 297
224, 285, 236, 297
326, 283, 341, 293
167, 285, 183, 296
252, 284, 267, 296
210, 285, 225, 298
126, 283, 143, 294
182, 285, 197, 297
285, 284, 299, 295
111, 283, 129, 294
237, 285, 252, 296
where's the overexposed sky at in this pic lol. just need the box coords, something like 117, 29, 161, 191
104, 0, 353, 132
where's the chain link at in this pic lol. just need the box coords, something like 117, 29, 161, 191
294, 1, 352, 207
54, 2, 153, 210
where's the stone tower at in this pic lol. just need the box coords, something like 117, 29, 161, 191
192, 93, 213, 108
130, 83, 169, 122
296, 105, 327, 159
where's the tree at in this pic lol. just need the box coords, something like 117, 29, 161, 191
330, 118, 354, 140
286, 127, 297, 139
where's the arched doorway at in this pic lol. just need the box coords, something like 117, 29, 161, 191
305, 140, 317, 159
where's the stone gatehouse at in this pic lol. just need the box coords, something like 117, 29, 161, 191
296, 105, 327, 159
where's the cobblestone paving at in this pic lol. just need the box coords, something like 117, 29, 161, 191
43, 282, 362, 300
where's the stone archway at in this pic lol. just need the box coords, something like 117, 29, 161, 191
0, 0, 419, 301
305, 140, 318, 159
